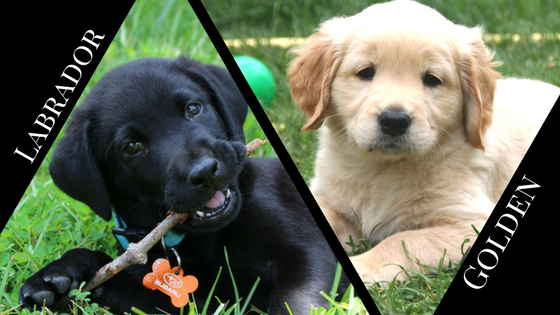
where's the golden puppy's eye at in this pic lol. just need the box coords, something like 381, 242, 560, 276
423, 73, 443, 87
356, 67, 375, 80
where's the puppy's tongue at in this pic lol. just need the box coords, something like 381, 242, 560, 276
204, 190, 226, 209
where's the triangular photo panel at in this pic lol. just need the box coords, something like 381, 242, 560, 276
2, 1, 559, 314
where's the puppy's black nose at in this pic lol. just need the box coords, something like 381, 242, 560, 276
187, 159, 221, 188
379, 110, 411, 137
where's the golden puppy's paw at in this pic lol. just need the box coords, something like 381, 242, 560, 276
350, 255, 380, 285
350, 253, 406, 285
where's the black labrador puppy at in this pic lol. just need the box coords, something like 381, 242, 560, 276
19, 57, 343, 314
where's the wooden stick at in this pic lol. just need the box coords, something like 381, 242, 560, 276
245, 138, 268, 156
82, 138, 267, 292
83, 212, 187, 291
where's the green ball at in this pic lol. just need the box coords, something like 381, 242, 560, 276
234, 56, 276, 107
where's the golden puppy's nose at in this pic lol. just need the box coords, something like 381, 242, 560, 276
379, 110, 411, 137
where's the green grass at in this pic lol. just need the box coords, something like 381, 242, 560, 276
0, 0, 357, 314
204, 0, 559, 314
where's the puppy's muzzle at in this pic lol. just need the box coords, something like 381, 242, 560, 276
379, 110, 411, 137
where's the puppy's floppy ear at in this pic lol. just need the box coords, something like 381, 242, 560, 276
288, 29, 342, 130
457, 27, 501, 150
204, 65, 248, 142
176, 57, 247, 142
49, 111, 113, 220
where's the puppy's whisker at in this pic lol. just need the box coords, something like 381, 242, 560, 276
439, 127, 454, 142
103, 138, 119, 160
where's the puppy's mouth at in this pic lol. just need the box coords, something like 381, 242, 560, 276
177, 186, 241, 234
194, 189, 232, 220
369, 136, 410, 154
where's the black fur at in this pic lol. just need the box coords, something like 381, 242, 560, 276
19, 57, 344, 314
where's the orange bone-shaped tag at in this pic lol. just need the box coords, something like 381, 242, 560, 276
142, 258, 198, 308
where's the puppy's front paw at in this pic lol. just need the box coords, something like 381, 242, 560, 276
19, 249, 109, 311
350, 253, 405, 285
20, 273, 79, 310
350, 255, 380, 285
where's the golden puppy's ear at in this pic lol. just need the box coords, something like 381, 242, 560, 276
288, 31, 340, 130
459, 28, 501, 150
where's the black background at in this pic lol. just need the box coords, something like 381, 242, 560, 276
5, 1, 136, 230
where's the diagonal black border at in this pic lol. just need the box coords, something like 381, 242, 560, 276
3, 1, 135, 232
187, 0, 380, 313
435, 97, 559, 314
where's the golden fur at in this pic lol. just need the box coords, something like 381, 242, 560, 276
288, 0, 559, 283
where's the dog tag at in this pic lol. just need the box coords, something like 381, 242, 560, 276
143, 258, 198, 308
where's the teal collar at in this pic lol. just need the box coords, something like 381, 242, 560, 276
112, 211, 187, 250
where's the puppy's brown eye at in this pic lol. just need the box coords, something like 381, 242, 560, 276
185, 103, 201, 118
357, 67, 375, 80
124, 141, 145, 155
423, 73, 443, 87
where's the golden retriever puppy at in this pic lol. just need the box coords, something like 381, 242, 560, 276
288, 0, 559, 284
